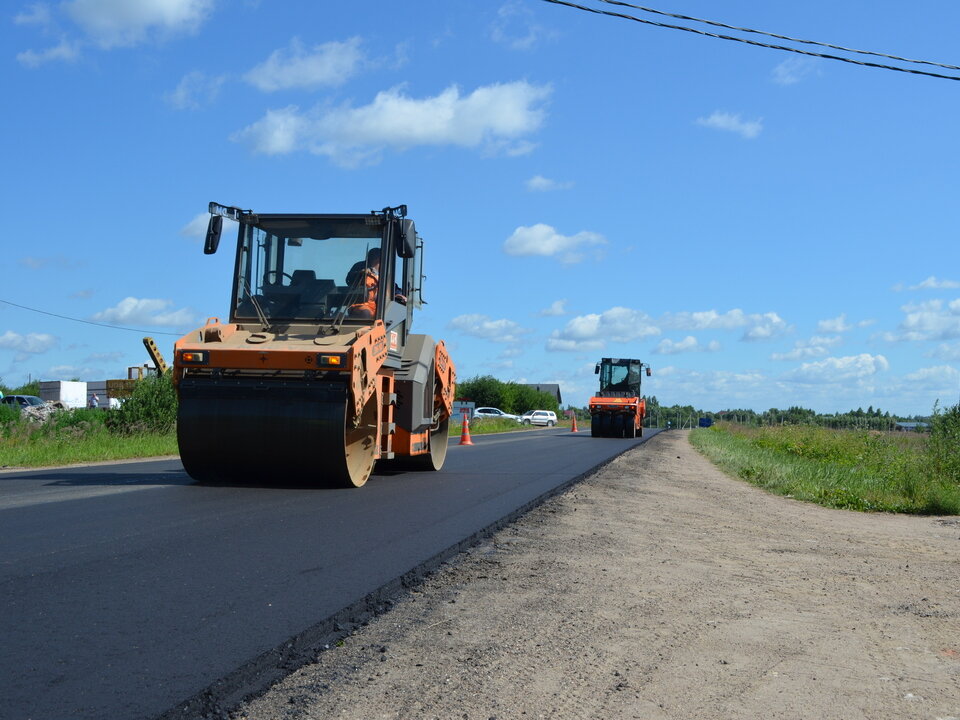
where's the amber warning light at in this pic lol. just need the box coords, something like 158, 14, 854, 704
180, 351, 208, 364
318, 354, 345, 367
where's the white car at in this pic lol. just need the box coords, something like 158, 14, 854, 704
473, 407, 520, 421
519, 410, 557, 426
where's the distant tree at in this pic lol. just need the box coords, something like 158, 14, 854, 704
455, 375, 507, 409
13, 380, 40, 396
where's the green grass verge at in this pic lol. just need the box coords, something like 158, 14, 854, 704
0, 425, 178, 468
689, 423, 960, 515
448, 417, 571, 436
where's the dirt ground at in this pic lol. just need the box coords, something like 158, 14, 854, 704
234, 430, 960, 720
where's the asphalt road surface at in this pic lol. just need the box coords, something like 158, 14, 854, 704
0, 426, 659, 720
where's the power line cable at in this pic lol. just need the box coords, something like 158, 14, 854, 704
540, 0, 960, 82
594, 0, 960, 71
0, 298, 186, 336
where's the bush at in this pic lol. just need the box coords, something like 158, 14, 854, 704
11, 380, 41, 396
0, 403, 21, 427
38, 407, 107, 440
927, 402, 960, 485
106, 374, 178, 435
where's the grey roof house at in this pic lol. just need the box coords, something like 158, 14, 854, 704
522, 383, 562, 405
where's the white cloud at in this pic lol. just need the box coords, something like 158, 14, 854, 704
525, 175, 573, 192
83, 351, 125, 364
447, 314, 530, 343
63, 0, 214, 48
644, 365, 777, 411
231, 81, 551, 166
165, 71, 226, 110
0, 330, 58, 354
653, 336, 721, 355
661, 309, 749, 331
783, 354, 889, 384
696, 111, 763, 139
742, 313, 788, 341
19, 255, 81, 270
180, 214, 237, 241
929, 343, 960, 361
44, 364, 106, 380
16, 39, 80, 67
772, 57, 820, 85
92, 297, 196, 328
909, 276, 960, 291
491, 1, 554, 50
14, 3, 52, 25
661, 308, 788, 341
771, 346, 827, 361
503, 224, 605, 264
180, 213, 210, 238
244, 37, 364, 92
547, 307, 660, 352
817, 314, 852, 333
538, 299, 567, 317
771, 335, 841, 361
883, 299, 960, 342
233, 106, 305, 155
904, 365, 960, 389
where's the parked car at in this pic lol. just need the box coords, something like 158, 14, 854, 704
518, 410, 558, 426
472, 407, 520, 422
1, 395, 45, 411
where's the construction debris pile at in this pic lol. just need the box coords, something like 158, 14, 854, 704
20, 401, 67, 425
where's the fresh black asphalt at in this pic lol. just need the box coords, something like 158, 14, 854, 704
0, 427, 660, 720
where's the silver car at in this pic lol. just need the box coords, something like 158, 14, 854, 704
519, 410, 557, 426
473, 407, 520, 422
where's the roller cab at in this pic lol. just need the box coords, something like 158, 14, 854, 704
589, 357, 650, 438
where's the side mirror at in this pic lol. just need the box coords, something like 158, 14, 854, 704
397, 219, 416, 259
646, 367, 652, 377
204, 216, 223, 255
594, 364, 600, 374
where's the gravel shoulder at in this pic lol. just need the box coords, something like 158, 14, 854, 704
235, 430, 960, 720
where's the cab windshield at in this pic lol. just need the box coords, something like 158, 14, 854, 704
599, 360, 641, 396
233, 217, 392, 324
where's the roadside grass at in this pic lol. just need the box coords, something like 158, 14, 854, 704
689, 423, 960, 515
0, 410, 177, 468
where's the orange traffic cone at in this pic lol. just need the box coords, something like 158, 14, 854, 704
458, 412, 474, 445
570, 413, 579, 432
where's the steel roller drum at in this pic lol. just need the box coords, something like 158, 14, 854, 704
177, 376, 377, 487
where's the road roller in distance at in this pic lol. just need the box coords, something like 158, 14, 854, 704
589, 358, 650, 438
173, 203, 455, 487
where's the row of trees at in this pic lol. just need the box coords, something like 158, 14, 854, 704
560, 395, 936, 431
456, 375, 560, 415
703, 405, 931, 431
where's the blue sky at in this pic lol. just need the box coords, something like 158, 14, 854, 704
2, 0, 959, 414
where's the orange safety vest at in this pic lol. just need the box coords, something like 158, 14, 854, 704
350, 267, 378, 316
